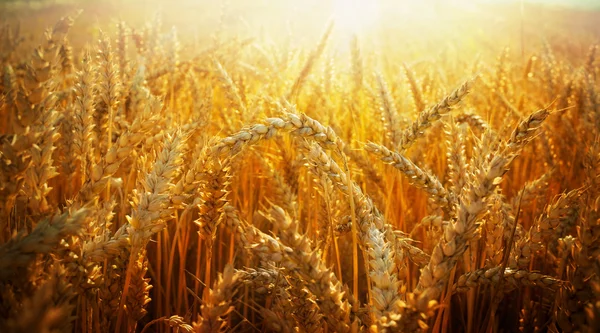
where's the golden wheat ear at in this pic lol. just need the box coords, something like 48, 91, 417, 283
2, 3, 600, 332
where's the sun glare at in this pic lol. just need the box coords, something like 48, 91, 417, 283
330, 0, 480, 37
332, 0, 381, 34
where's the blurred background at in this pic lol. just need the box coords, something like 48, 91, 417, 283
2, 0, 599, 69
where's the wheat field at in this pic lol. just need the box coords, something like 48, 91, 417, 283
1, 0, 599, 332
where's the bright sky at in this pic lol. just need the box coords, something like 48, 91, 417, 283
485, 0, 600, 8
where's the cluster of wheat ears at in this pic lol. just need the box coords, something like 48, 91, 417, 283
0, 4, 599, 333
